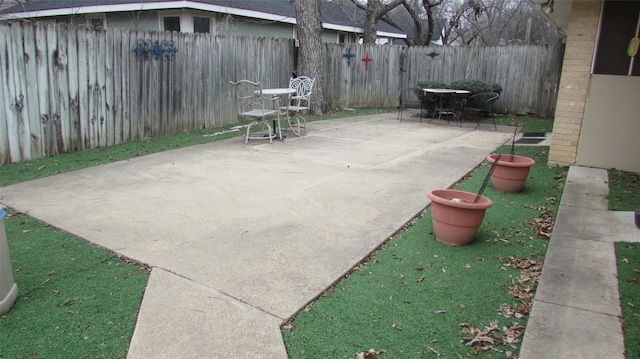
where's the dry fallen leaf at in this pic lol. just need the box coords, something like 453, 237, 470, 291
461, 321, 524, 352
501, 255, 544, 316
281, 324, 294, 332
498, 303, 515, 318
427, 346, 440, 356
58, 297, 79, 307
528, 205, 555, 239
355, 349, 388, 359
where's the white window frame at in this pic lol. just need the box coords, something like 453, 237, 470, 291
86, 13, 107, 30
337, 32, 357, 44
193, 15, 214, 34
158, 10, 192, 33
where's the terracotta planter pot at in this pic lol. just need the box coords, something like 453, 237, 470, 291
427, 189, 493, 246
486, 154, 536, 193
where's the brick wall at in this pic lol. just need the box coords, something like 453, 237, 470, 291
548, 0, 602, 166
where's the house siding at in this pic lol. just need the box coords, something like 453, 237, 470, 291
107, 11, 158, 30
216, 17, 292, 38
1, 8, 345, 41
548, 0, 601, 167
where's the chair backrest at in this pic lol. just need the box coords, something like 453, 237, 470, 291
230, 80, 265, 117
288, 76, 315, 101
469, 92, 500, 111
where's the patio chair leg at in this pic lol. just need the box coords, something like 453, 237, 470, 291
298, 115, 307, 135
245, 123, 251, 143
287, 115, 306, 136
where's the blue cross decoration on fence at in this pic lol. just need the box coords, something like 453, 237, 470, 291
343, 47, 356, 66
134, 39, 178, 61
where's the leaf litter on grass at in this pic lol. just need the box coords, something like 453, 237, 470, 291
283, 145, 566, 358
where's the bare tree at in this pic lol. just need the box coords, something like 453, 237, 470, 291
376, 0, 447, 46
0, 0, 28, 11
442, 0, 559, 45
356, 0, 405, 44
383, 0, 559, 46
291, 0, 327, 114
408, 0, 444, 45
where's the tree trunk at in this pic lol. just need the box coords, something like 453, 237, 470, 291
423, 0, 443, 45
362, 0, 404, 45
291, 0, 327, 114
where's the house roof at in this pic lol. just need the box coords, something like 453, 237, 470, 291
0, 0, 406, 38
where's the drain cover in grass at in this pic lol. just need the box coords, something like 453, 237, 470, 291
515, 138, 545, 144
522, 132, 546, 138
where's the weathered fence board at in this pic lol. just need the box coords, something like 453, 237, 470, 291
0, 25, 8, 163
35, 23, 49, 155
24, 23, 41, 158
66, 26, 80, 151
9, 22, 31, 161
56, 25, 70, 152
0, 22, 563, 164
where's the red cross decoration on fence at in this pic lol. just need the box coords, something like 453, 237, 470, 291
361, 52, 373, 71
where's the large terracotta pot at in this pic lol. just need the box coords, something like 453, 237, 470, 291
427, 189, 493, 246
486, 154, 536, 193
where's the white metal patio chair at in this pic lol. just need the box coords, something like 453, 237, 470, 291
230, 80, 280, 143
282, 76, 315, 136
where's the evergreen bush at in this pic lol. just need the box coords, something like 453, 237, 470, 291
449, 79, 495, 96
414, 80, 450, 114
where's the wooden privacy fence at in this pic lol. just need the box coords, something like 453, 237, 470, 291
0, 22, 564, 164
326, 43, 564, 116
0, 22, 295, 164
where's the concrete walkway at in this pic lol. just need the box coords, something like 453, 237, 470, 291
0, 113, 514, 358
520, 166, 640, 359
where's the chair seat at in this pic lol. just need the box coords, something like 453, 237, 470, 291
282, 105, 309, 112
436, 107, 455, 115
240, 109, 278, 117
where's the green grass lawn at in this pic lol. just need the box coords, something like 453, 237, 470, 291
610, 169, 640, 358
1, 212, 148, 358
282, 145, 564, 358
1, 111, 637, 358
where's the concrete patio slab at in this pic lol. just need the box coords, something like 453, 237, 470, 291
128, 268, 288, 359
0, 113, 514, 358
